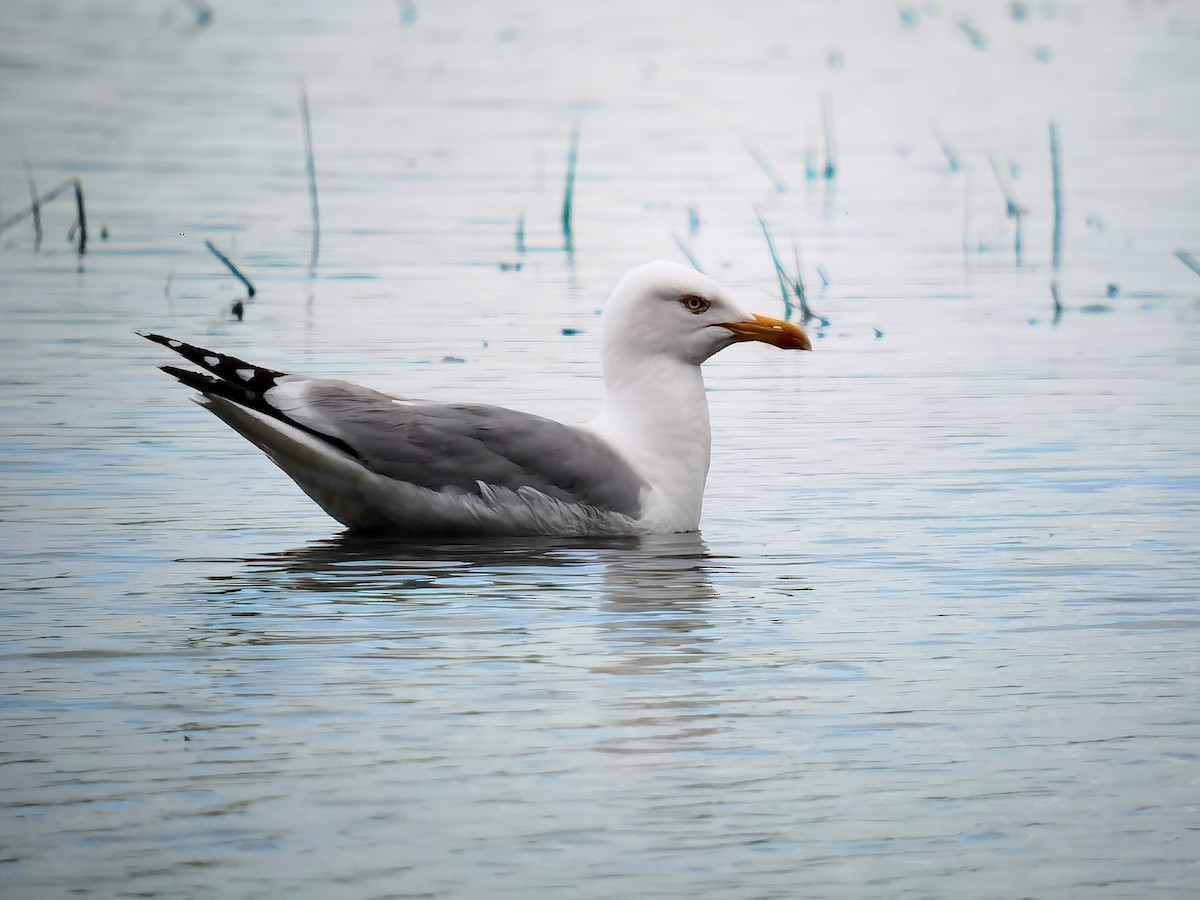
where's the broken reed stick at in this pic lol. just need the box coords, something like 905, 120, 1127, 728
1175, 250, 1200, 277
961, 166, 971, 255
756, 211, 793, 319
988, 155, 1023, 265
561, 124, 579, 249
672, 233, 702, 272
299, 80, 320, 271
204, 240, 256, 297
72, 179, 87, 255
0, 178, 78, 237
1049, 121, 1063, 270
821, 93, 837, 180
789, 237, 828, 327
23, 159, 43, 250
746, 143, 787, 193
931, 123, 960, 172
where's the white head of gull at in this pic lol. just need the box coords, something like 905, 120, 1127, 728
585, 260, 810, 532
143, 260, 810, 536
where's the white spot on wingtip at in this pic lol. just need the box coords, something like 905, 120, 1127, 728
168, 340, 182, 348
204, 355, 220, 367
237, 369, 255, 381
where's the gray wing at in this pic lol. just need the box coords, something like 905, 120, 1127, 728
266, 380, 646, 517
143, 333, 645, 518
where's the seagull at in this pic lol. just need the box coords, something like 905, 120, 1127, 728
143, 261, 810, 535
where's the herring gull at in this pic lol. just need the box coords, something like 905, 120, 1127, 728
143, 261, 810, 535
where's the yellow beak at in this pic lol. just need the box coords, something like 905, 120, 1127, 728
720, 314, 812, 351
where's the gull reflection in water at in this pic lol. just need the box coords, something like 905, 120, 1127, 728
201, 531, 720, 670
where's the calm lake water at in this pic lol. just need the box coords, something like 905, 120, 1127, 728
2, 1, 1199, 897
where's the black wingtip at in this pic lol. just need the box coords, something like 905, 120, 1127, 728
140, 331, 177, 348
160, 364, 256, 404
142, 333, 287, 390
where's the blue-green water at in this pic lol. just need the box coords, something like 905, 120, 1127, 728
2, 1, 1198, 897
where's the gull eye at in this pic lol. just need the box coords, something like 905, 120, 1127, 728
680, 294, 710, 314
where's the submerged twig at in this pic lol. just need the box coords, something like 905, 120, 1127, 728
1050, 280, 1063, 325
756, 211, 792, 319
1050, 121, 1063, 270
561, 124, 579, 250
205, 240, 256, 298
299, 80, 320, 272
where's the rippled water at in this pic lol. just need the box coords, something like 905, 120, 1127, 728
2, 1, 1199, 896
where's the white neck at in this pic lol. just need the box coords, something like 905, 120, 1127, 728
586, 350, 711, 532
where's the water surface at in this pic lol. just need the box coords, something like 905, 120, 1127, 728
2, 1, 1198, 897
